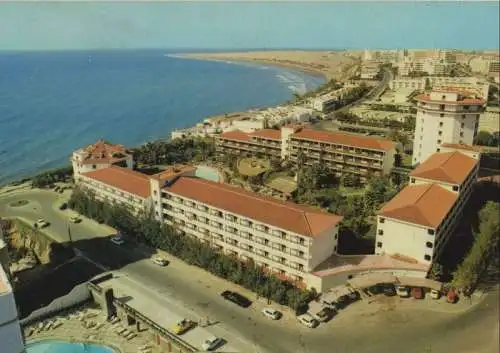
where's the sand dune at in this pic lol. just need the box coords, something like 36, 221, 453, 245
184, 50, 360, 80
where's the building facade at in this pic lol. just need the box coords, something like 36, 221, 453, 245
215, 126, 396, 180
389, 77, 490, 99
412, 89, 485, 165
71, 140, 133, 181
375, 151, 478, 265
78, 166, 153, 215
149, 176, 343, 286
0, 265, 25, 353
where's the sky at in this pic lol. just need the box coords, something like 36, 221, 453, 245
0, 1, 498, 51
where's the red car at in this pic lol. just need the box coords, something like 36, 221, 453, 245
411, 287, 424, 299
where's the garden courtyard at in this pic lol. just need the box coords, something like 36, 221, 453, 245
237, 157, 271, 176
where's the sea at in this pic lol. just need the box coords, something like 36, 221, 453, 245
0, 49, 325, 185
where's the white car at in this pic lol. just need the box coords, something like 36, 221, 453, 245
110, 236, 125, 246
69, 215, 81, 223
261, 308, 281, 320
430, 289, 441, 299
297, 314, 319, 328
201, 336, 223, 351
396, 286, 410, 298
35, 218, 49, 228
151, 256, 168, 266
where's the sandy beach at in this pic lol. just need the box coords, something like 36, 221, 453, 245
183, 50, 360, 80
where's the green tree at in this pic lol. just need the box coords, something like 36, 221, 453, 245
452, 201, 500, 292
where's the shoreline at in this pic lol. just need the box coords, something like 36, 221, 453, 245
174, 53, 330, 81
1, 52, 338, 187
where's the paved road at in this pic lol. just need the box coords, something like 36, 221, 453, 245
1, 190, 499, 353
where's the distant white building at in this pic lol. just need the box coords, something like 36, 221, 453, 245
71, 140, 133, 181
0, 265, 25, 353
412, 88, 485, 165
390, 76, 490, 99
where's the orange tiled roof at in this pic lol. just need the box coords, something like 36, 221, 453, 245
440, 143, 482, 152
82, 166, 150, 198
250, 129, 281, 140
165, 177, 343, 237
79, 140, 129, 164
410, 151, 478, 184
416, 94, 484, 105
291, 129, 395, 151
218, 130, 251, 142
378, 184, 458, 228
151, 165, 196, 183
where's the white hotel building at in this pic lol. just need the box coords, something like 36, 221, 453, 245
375, 151, 478, 264
412, 89, 485, 165
150, 175, 343, 285
1, 265, 25, 353
77, 158, 343, 287
71, 140, 134, 181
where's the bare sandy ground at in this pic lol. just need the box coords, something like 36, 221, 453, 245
183, 51, 360, 80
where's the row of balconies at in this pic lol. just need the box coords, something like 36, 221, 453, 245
163, 196, 309, 246
289, 142, 385, 159
167, 209, 308, 260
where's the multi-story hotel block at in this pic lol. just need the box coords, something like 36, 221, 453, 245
1, 265, 25, 353
216, 129, 283, 160
216, 126, 396, 181
150, 175, 343, 284
412, 88, 485, 165
71, 140, 134, 181
375, 151, 478, 264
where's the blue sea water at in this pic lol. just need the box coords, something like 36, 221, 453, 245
26, 340, 115, 353
0, 50, 324, 184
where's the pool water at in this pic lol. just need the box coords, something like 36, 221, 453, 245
26, 340, 115, 353
195, 165, 220, 182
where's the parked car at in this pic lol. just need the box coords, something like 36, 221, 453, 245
320, 297, 337, 309
297, 314, 319, 328
151, 256, 169, 266
411, 287, 424, 299
34, 218, 49, 228
312, 307, 333, 322
171, 319, 195, 335
396, 286, 410, 298
69, 215, 81, 223
59, 202, 68, 210
201, 336, 224, 351
430, 289, 441, 300
110, 235, 125, 246
382, 285, 396, 296
261, 308, 281, 320
220, 290, 252, 308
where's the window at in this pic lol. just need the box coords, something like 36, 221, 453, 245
426, 242, 433, 248
438, 131, 442, 136
462, 114, 466, 119
424, 254, 432, 261
441, 95, 446, 100
460, 132, 464, 137
439, 122, 443, 127
334, 246, 337, 252
92, 164, 96, 169
428, 229, 435, 235
440, 113, 444, 118
376, 242, 383, 248
298, 237, 305, 245
378, 229, 384, 236
461, 122, 465, 128
452, 185, 459, 191
436, 148, 441, 152
437, 139, 442, 144
379, 217, 385, 223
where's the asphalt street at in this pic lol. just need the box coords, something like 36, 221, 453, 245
1, 189, 498, 353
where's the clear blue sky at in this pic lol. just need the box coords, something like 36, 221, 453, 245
0, 1, 498, 51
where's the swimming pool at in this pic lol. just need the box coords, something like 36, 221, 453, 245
195, 165, 220, 182
26, 340, 116, 353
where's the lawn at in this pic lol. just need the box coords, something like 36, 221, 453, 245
237, 157, 271, 177
266, 172, 297, 195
